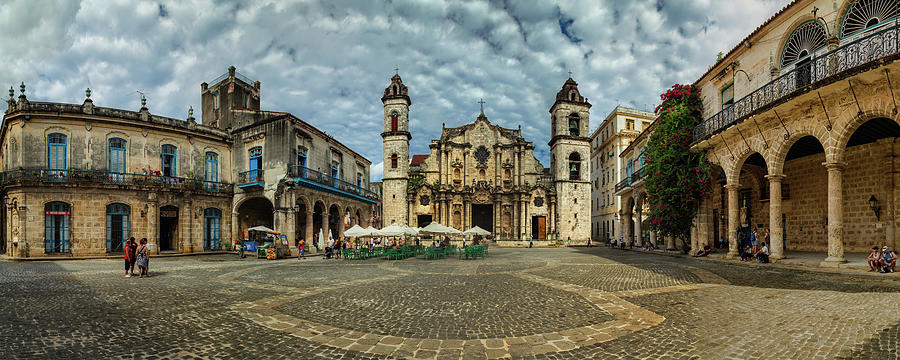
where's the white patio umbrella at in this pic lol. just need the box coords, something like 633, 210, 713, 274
342, 224, 368, 238
317, 229, 324, 250
376, 224, 406, 237
402, 225, 419, 236
463, 225, 491, 236
420, 222, 452, 235
247, 225, 278, 234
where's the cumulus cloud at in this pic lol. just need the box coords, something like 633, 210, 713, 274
0, 0, 790, 181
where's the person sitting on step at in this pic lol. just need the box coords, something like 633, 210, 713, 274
868, 246, 882, 272
882, 246, 896, 273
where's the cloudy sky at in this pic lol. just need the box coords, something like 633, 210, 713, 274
0, 0, 790, 181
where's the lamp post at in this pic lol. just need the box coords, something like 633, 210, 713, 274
869, 195, 880, 220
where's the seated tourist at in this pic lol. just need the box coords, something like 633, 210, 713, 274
868, 246, 882, 272
755, 242, 770, 263
693, 245, 712, 257
883, 246, 896, 273
740, 245, 753, 261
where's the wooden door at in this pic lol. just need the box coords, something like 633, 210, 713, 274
536, 216, 546, 240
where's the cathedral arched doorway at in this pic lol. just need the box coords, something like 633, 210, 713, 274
471, 204, 493, 236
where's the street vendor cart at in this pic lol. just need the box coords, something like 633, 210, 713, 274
245, 226, 289, 259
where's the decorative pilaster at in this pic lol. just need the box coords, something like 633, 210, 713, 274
725, 183, 741, 258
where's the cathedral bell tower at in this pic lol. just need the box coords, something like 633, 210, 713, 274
549, 77, 591, 243
381, 74, 412, 226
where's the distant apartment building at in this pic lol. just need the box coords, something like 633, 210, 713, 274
590, 106, 655, 243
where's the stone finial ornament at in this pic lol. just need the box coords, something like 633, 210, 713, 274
141, 94, 147, 107
188, 106, 194, 118
85, 88, 91, 99
19, 82, 25, 94
8, 86, 13, 98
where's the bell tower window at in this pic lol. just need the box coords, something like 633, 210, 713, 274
568, 152, 581, 180
568, 113, 580, 137
391, 154, 398, 168
391, 112, 399, 131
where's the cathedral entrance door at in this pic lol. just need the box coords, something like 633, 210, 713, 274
471, 204, 493, 235
532, 216, 546, 240
159, 206, 179, 251
417, 215, 432, 228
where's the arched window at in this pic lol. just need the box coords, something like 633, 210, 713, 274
840, 0, 900, 38
391, 154, 398, 168
161, 144, 177, 177
453, 168, 461, 182
568, 113, 580, 136
109, 138, 126, 184
568, 152, 581, 180
47, 133, 67, 174
391, 111, 399, 131
781, 20, 827, 67
106, 203, 130, 252
204, 208, 222, 250
44, 201, 71, 253
248, 146, 263, 182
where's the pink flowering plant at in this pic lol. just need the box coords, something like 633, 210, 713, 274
644, 84, 711, 253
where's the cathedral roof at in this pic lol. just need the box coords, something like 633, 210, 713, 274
440, 112, 523, 142
410, 154, 429, 166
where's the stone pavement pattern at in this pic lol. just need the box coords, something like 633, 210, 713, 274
1, 248, 898, 359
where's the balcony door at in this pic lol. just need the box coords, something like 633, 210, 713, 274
109, 138, 126, 184
249, 147, 262, 182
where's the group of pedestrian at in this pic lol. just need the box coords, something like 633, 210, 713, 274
123, 237, 150, 278
739, 227, 770, 263
868, 246, 896, 273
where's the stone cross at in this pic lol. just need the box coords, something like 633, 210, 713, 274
478, 98, 485, 113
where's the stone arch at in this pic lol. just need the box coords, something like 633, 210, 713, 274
833, 108, 900, 155
769, 128, 831, 175
726, 145, 770, 185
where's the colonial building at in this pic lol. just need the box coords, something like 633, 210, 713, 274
381, 75, 592, 244
0, 66, 378, 258
615, 121, 667, 249
590, 106, 655, 243
689, 0, 900, 265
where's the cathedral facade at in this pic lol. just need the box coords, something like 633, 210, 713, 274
381, 75, 591, 244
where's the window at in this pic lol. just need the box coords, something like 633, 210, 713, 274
781, 20, 827, 67
474, 146, 490, 167
568, 113, 580, 136
248, 146, 262, 182
569, 152, 581, 180
626, 119, 635, 131
390, 111, 399, 132
242, 91, 250, 108
357, 173, 363, 188
205, 152, 218, 186
642, 121, 651, 130
106, 203, 130, 252
161, 144, 177, 177
391, 154, 398, 168
204, 208, 222, 250
297, 146, 308, 178
331, 160, 340, 186
213, 91, 219, 110
721, 83, 734, 109
47, 133, 67, 173
109, 138, 126, 184
44, 202, 71, 253
840, 0, 900, 38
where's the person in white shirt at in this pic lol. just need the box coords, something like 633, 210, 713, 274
754, 242, 770, 263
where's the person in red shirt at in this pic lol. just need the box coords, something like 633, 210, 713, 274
123, 237, 136, 278
298, 238, 306, 260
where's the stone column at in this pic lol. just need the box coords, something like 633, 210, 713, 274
634, 209, 641, 247
823, 162, 846, 265
230, 211, 239, 252
650, 231, 657, 247
726, 183, 740, 258
148, 202, 159, 255
305, 212, 314, 253
322, 210, 330, 240
766, 174, 785, 260
666, 235, 675, 250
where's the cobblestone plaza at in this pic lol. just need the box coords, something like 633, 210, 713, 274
2, 248, 898, 359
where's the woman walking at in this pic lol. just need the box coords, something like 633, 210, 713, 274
136, 238, 150, 278
123, 237, 136, 278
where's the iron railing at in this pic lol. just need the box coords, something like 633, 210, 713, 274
693, 21, 899, 143
631, 167, 646, 183
238, 169, 264, 186
0, 168, 233, 193
288, 165, 379, 201
615, 177, 632, 193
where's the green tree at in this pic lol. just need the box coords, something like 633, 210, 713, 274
644, 84, 711, 253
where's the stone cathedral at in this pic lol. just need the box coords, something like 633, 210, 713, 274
380, 74, 591, 244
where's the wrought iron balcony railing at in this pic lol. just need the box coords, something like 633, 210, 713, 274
615, 177, 632, 193
631, 167, 646, 183
288, 165, 379, 201
693, 22, 899, 143
237, 169, 264, 187
0, 168, 233, 193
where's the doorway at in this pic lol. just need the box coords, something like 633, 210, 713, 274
531, 216, 546, 240
159, 205, 178, 251
417, 214, 432, 228
471, 204, 493, 234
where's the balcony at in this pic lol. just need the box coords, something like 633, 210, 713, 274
631, 166, 646, 185
693, 22, 900, 144
614, 177, 632, 194
0, 168, 233, 194
237, 169, 264, 189
288, 165, 379, 204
